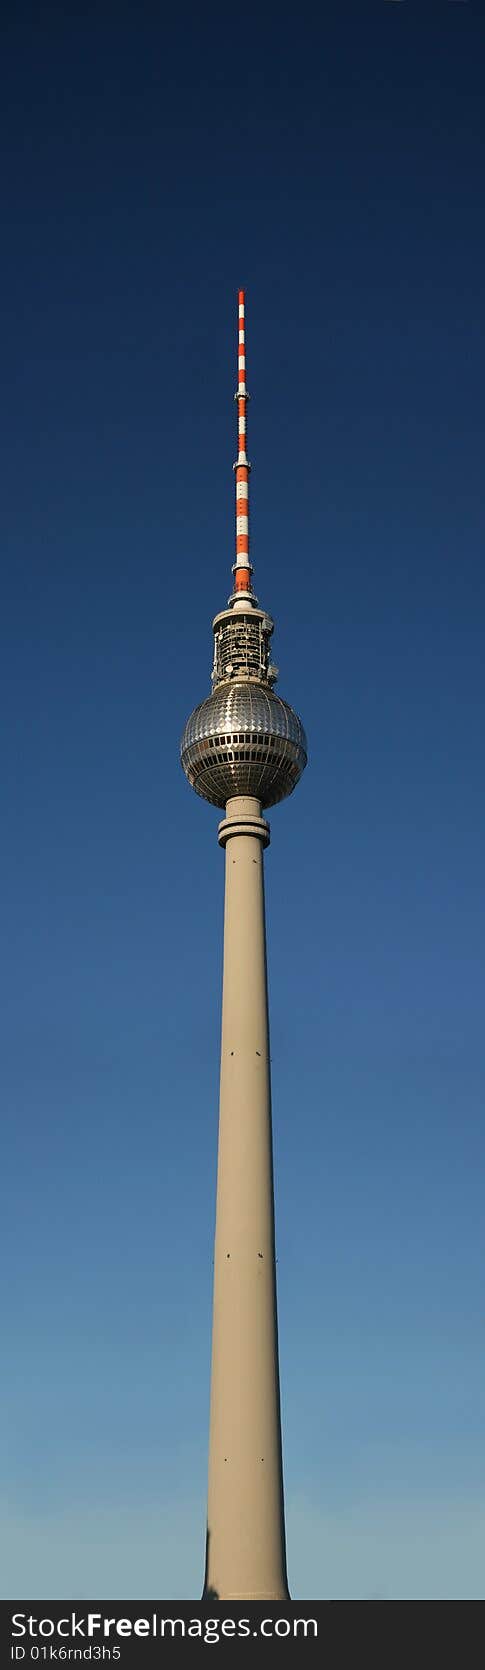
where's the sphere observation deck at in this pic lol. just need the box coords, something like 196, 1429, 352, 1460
181, 676, 307, 810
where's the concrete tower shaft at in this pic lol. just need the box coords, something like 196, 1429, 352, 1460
205, 796, 288, 1600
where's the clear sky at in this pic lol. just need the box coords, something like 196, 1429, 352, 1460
1, 3, 484, 1602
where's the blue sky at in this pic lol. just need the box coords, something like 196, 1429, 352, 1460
1, 3, 484, 1600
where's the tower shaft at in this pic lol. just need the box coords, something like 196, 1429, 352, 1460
204, 796, 289, 1602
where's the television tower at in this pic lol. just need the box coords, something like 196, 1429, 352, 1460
181, 292, 307, 1601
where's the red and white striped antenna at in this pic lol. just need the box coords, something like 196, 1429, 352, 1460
233, 288, 253, 593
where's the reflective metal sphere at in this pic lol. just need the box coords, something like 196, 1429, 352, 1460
181, 680, 307, 809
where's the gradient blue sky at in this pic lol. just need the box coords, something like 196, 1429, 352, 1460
1, 3, 484, 1601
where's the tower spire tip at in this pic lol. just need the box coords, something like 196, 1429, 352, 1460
234, 288, 252, 593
